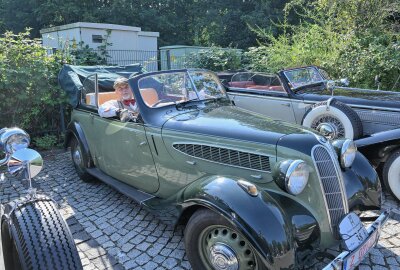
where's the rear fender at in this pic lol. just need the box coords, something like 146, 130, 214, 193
65, 121, 93, 168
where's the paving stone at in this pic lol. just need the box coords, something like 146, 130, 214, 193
135, 253, 151, 266
387, 256, 399, 266
3, 151, 399, 270
143, 261, 158, 270
130, 234, 146, 245
136, 242, 151, 251
121, 243, 135, 253
162, 258, 178, 268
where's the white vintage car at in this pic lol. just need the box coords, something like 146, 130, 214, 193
220, 66, 400, 201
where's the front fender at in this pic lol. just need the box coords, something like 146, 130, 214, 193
181, 176, 296, 270
343, 152, 382, 210
356, 128, 400, 165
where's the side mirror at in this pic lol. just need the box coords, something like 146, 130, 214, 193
326, 80, 336, 92
339, 78, 350, 87
8, 148, 43, 179
375, 75, 381, 90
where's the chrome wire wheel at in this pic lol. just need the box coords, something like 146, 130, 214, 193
199, 225, 258, 270
310, 115, 345, 139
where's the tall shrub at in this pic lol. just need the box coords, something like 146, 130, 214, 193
184, 47, 243, 71
247, 0, 400, 90
0, 31, 66, 137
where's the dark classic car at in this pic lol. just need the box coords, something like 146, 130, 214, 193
60, 65, 389, 270
220, 66, 400, 202
0, 127, 82, 270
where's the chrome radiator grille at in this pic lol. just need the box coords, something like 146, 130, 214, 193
173, 143, 271, 172
312, 145, 347, 233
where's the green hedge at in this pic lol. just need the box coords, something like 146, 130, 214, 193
0, 31, 67, 147
246, 0, 400, 90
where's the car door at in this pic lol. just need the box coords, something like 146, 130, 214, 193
227, 73, 297, 123
93, 116, 159, 193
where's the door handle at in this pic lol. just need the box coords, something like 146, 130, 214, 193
281, 103, 291, 107
139, 141, 147, 146
89, 113, 94, 123
250, 174, 262, 179
186, 160, 196, 165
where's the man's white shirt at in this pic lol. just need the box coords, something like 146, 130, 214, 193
98, 100, 138, 118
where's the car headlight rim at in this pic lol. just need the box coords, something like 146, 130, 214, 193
340, 139, 357, 168
284, 159, 310, 195
0, 128, 30, 154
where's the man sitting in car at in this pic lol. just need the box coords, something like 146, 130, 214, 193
98, 77, 138, 120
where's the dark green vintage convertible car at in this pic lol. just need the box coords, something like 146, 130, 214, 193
60, 65, 389, 270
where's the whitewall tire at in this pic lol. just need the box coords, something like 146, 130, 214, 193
302, 99, 363, 140
383, 151, 400, 202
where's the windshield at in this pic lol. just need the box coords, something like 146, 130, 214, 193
137, 71, 226, 108
283, 67, 324, 90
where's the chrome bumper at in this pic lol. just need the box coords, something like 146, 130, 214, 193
322, 210, 390, 270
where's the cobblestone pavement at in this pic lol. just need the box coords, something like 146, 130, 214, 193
1, 150, 399, 270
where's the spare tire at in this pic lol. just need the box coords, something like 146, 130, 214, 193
302, 99, 363, 140
1, 196, 83, 270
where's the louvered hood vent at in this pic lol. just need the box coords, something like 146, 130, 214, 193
173, 143, 271, 172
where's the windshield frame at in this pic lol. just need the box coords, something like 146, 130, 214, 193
283, 66, 326, 91
136, 69, 228, 109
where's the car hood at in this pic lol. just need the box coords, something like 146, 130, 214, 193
303, 87, 400, 109
162, 104, 314, 145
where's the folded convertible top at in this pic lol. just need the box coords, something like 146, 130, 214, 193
58, 64, 143, 107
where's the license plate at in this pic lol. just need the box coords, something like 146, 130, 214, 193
339, 212, 369, 251
343, 229, 379, 270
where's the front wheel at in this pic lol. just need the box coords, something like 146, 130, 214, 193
1, 197, 83, 270
383, 151, 400, 202
184, 209, 266, 270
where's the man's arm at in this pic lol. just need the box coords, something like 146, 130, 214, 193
98, 100, 119, 118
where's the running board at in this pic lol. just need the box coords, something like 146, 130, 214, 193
86, 168, 154, 204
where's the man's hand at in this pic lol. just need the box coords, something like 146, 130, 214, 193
117, 109, 139, 122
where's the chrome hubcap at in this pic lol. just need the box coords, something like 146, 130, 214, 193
317, 122, 338, 140
311, 115, 344, 139
209, 243, 239, 270
73, 149, 82, 166
201, 226, 257, 270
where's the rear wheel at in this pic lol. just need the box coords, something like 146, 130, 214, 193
184, 209, 266, 270
70, 136, 94, 182
383, 151, 400, 202
1, 198, 83, 270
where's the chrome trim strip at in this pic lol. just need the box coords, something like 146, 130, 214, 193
304, 101, 400, 112
172, 142, 272, 174
228, 92, 290, 100
229, 90, 400, 112
228, 87, 288, 95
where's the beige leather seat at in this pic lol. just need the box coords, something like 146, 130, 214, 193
140, 88, 159, 107
86, 92, 118, 106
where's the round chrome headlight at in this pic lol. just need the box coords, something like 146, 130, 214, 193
340, 139, 357, 168
285, 160, 310, 195
275, 159, 310, 195
0, 128, 30, 154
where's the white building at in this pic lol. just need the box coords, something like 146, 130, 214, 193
40, 22, 159, 70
